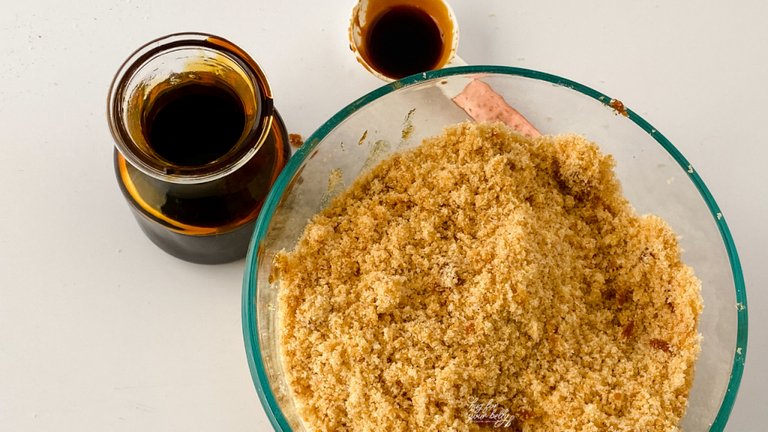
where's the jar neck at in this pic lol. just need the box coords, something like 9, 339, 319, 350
108, 33, 275, 184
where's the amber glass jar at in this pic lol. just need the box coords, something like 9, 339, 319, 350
107, 33, 290, 264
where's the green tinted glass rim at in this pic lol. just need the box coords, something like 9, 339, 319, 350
242, 65, 747, 432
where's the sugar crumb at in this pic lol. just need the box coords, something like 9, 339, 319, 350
289, 133, 304, 148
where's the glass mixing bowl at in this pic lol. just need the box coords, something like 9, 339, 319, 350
242, 66, 748, 431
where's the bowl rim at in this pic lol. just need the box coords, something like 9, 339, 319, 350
241, 65, 748, 432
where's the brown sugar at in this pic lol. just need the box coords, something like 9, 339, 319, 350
275, 122, 703, 432
289, 133, 304, 148
609, 99, 629, 117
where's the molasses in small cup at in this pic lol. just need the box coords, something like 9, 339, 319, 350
349, 0, 463, 81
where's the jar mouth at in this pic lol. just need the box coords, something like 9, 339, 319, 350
108, 32, 275, 184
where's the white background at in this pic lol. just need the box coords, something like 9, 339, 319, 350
0, 0, 765, 430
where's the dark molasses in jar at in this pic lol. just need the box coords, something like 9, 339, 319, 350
108, 33, 290, 264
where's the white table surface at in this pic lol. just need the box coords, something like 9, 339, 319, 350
1, 1, 765, 430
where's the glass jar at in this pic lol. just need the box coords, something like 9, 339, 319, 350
107, 33, 290, 264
